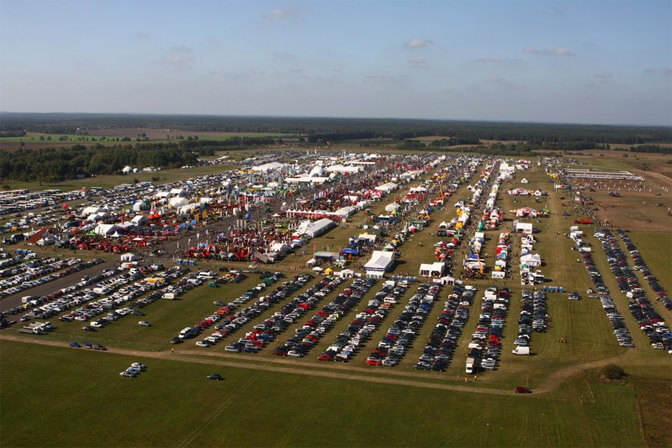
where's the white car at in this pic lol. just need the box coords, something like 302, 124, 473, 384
130, 362, 146, 371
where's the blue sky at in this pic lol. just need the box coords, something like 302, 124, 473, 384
1, 0, 670, 125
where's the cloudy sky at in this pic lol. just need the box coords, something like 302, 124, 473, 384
1, 0, 670, 125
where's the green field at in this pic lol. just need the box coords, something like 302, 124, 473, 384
0, 340, 651, 447
628, 231, 672, 294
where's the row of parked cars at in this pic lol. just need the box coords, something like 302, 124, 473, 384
514, 289, 547, 349
572, 227, 634, 347
466, 287, 510, 373
55, 266, 163, 323
54, 265, 185, 328
415, 284, 475, 371
367, 283, 440, 367
236, 275, 341, 353
310, 279, 397, 363
513, 289, 547, 354
595, 229, 670, 351
185, 273, 310, 348
0, 256, 89, 298
0, 249, 39, 276
204, 274, 332, 351
1, 258, 106, 320
225, 275, 343, 354
20, 321, 55, 335
86, 267, 189, 330
185, 275, 280, 346
617, 229, 671, 312
272, 277, 372, 359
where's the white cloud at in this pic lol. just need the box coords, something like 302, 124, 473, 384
263, 8, 296, 20
162, 45, 194, 69
404, 38, 431, 49
136, 32, 150, 40
523, 47, 574, 56
408, 56, 427, 66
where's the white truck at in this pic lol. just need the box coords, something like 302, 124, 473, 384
512, 345, 530, 355
466, 356, 476, 374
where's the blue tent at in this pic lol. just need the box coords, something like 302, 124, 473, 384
341, 248, 359, 256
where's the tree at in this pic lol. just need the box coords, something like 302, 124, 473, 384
601, 364, 626, 380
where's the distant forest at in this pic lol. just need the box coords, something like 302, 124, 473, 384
1, 113, 670, 143
0, 113, 670, 183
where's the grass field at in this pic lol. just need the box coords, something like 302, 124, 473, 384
0, 340, 650, 447
627, 231, 672, 294
1, 153, 670, 447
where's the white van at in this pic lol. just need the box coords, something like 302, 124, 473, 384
179, 327, 199, 339
512, 346, 530, 355
21, 295, 38, 304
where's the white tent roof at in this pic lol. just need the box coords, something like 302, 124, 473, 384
364, 251, 394, 271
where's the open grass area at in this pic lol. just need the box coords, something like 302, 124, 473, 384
627, 231, 672, 294
0, 339, 648, 447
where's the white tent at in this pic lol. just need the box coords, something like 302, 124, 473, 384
94, 224, 119, 236
169, 197, 189, 207
81, 206, 100, 217
358, 233, 377, 244
120, 253, 136, 262
515, 222, 534, 235
375, 182, 398, 194
385, 203, 401, 213
419, 262, 446, 277
296, 218, 335, 238
364, 251, 394, 279
520, 253, 542, 267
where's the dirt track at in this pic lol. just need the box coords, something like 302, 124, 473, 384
3, 334, 667, 397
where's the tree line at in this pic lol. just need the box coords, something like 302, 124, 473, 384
1, 112, 669, 144
0, 144, 199, 182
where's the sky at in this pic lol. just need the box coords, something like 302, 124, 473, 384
0, 0, 670, 126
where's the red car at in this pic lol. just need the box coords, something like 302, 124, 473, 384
514, 386, 532, 394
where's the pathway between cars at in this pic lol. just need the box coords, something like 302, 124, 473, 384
1, 334, 668, 397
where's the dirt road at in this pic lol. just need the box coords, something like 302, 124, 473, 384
3, 333, 666, 397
